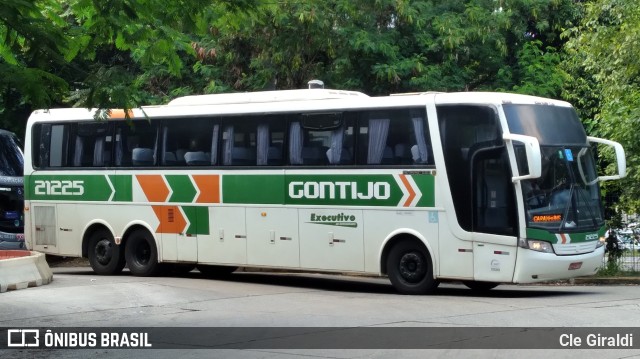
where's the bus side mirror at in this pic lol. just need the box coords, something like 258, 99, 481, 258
587, 136, 627, 181
502, 133, 542, 182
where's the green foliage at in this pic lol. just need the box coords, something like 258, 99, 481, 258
563, 0, 640, 212
0, 0, 70, 135
596, 256, 623, 277
193, 0, 578, 97
509, 40, 565, 98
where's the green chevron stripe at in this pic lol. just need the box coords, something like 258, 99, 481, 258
166, 175, 197, 203
182, 206, 209, 235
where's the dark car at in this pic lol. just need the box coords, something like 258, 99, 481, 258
0, 129, 25, 250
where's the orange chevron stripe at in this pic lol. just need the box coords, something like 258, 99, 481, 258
399, 174, 416, 207
137, 175, 170, 202
192, 175, 220, 203
152, 205, 187, 234
560, 233, 567, 244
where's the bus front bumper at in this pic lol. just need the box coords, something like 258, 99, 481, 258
512, 245, 605, 283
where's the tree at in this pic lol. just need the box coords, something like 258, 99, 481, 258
0, 0, 69, 135
193, 0, 577, 98
563, 0, 640, 212
0, 0, 254, 137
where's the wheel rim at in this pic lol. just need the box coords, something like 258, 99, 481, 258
133, 239, 151, 266
398, 251, 427, 283
95, 239, 113, 265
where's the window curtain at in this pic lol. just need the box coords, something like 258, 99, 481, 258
367, 118, 390, 164
256, 124, 269, 165
161, 126, 169, 165
326, 125, 344, 164
73, 136, 83, 166
411, 114, 429, 164
115, 129, 123, 166
152, 127, 159, 165
222, 125, 234, 165
210, 124, 219, 165
289, 122, 303, 165
93, 137, 104, 166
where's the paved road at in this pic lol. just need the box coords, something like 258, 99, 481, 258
1, 267, 639, 358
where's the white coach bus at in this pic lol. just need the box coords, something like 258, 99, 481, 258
23, 86, 626, 294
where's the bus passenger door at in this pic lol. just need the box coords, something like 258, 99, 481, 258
299, 209, 364, 271
436, 103, 517, 282
198, 207, 247, 265
470, 146, 518, 282
246, 207, 299, 268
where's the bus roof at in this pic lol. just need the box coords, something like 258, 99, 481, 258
27, 90, 573, 123
167, 88, 368, 106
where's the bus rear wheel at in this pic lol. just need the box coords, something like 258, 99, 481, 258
463, 281, 499, 291
88, 229, 125, 275
386, 240, 438, 295
125, 229, 161, 276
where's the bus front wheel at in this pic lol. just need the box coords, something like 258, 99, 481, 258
88, 229, 125, 275
386, 241, 438, 295
125, 229, 161, 276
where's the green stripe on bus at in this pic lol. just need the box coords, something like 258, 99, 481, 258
413, 174, 436, 207
111, 174, 132, 202
526, 227, 605, 244
27, 174, 113, 201
166, 175, 196, 203
223, 175, 285, 204
285, 174, 401, 206
183, 206, 209, 235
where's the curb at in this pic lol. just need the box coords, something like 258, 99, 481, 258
572, 277, 640, 285
0, 251, 53, 293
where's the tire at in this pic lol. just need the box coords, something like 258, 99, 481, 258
386, 240, 438, 295
463, 281, 499, 291
125, 229, 161, 276
87, 229, 125, 275
197, 265, 237, 278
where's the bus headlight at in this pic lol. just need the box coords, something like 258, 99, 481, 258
527, 240, 554, 253
596, 236, 605, 248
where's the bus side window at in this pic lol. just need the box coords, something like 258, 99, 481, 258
289, 121, 326, 165
290, 115, 354, 166
358, 112, 392, 165
222, 120, 266, 166
325, 123, 354, 165
114, 120, 158, 167
357, 108, 432, 166
161, 117, 217, 166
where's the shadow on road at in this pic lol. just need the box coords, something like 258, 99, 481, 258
52, 266, 604, 299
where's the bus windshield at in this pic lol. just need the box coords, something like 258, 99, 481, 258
504, 104, 604, 232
